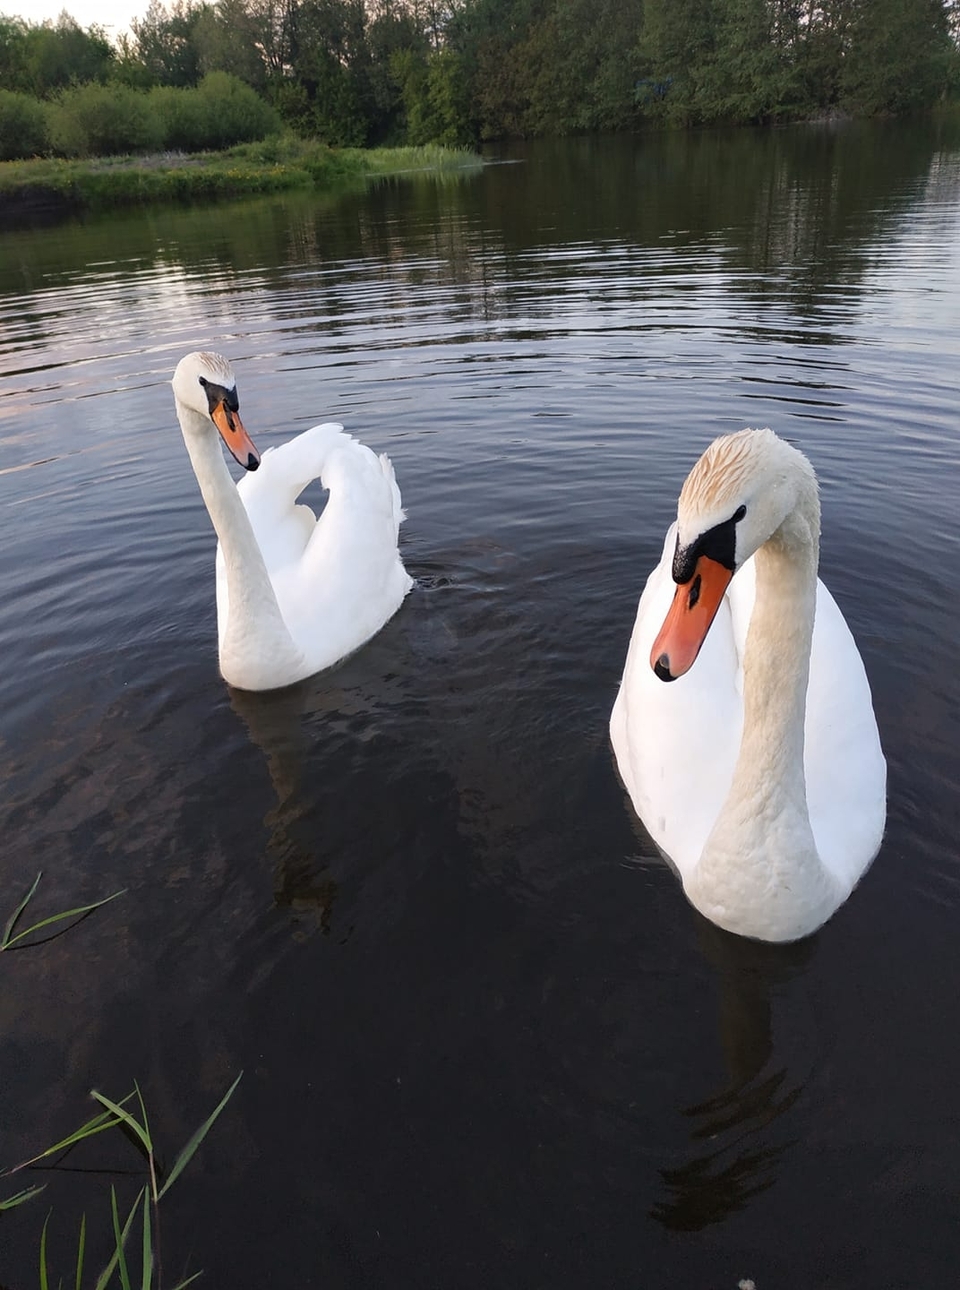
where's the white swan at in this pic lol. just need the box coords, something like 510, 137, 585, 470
610, 428, 886, 943
172, 351, 412, 691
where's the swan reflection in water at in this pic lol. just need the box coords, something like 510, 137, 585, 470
224, 628, 426, 941
651, 919, 816, 1232
227, 679, 341, 936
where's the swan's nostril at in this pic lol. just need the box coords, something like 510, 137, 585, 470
653, 654, 676, 682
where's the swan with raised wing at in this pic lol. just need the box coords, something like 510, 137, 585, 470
610, 428, 885, 942
172, 351, 412, 691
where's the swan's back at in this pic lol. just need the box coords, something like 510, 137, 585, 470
217, 422, 412, 675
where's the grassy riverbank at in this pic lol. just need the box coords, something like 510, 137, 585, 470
0, 136, 483, 227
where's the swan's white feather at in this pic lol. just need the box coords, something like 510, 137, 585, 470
215, 421, 413, 681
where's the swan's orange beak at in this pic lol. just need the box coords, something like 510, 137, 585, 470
211, 398, 260, 471
650, 555, 733, 682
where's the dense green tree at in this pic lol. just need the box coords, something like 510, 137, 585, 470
0, 15, 30, 93
791, 0, 855, 108
516, 0, 642, 133
129, 0, 210, 86
445, 0, 550, 137
111, 31, 159, 87
30, 15, 114, 92
701, 0, 793, 121
633, 0, 958, 126
245, 0, 297, 81
282, 0, 370, 142
392, 46, 470, 143
841, 0, 954, 112
192, 0, 269, 89
637, 0, 719, 124
364, 0, 431, 140
0, 13, 114, 96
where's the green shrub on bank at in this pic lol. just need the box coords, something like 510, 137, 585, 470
1, 75, 281, 161
150, 72, 281, 151
48, 82, 164, 157
0, 138, 483, 226
0, 89, 50, 160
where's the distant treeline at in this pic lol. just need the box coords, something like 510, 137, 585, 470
1, 0, 959, 160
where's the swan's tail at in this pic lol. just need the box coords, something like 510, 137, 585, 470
378, 452, 407, 530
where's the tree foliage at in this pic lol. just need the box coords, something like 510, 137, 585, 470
0, 0, 957, 156
0, 12, 114, 96
129, 0, 210, 86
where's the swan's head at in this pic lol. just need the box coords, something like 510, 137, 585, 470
172, 351, 260, 471
651, 428, 818, 681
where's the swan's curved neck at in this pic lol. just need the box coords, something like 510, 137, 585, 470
176, 402, 301, 679
736, 514, 817, 809
689, 486, 841, 938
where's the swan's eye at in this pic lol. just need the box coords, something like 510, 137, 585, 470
198, 376, 208, 387
674, 510, 740, 581
734, 504, 746, 522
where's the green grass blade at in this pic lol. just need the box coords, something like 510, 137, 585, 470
90, 1090, 152, 1157
133, 1083, 151, 1146
110, 1186, 133, 1290
140, 1187, 153, 1290
168, 1274, 204, 1290
133, 1082, 159, 1202
0, 1182, 45, 1209
75, 1212, 87, 1290
1, 1099, 131, 1176
94, 1187, 143, 1290
3, 888, 126, 950
156, 1072, 242, 1201
40, 1209, 51, 1290
2, 871, 42, 948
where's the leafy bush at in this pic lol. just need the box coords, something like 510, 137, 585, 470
197, 71, 280, 146
0, 89, 49, 160
150, 73, 280, 151
147, 83, 209, 150
47, 82, 163, 157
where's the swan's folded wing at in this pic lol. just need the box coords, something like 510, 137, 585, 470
259, 431, 412, 667
236, 423, 350, 571
804, 581, 887, 892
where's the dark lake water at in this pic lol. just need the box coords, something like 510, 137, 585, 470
2, 121, 960, 1288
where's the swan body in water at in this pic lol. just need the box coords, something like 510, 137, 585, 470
610, 428, 886, 943
172, 351, 412, 691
